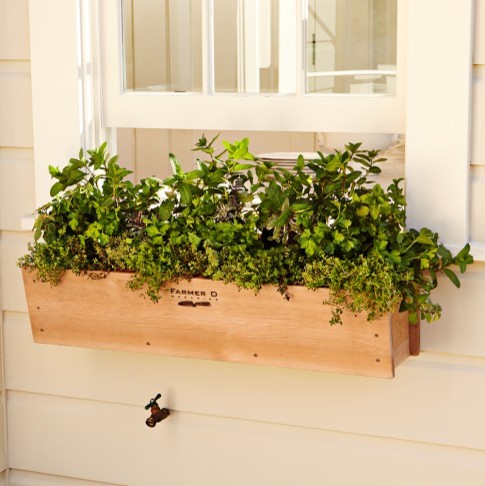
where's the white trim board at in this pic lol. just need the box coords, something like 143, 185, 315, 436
405, 0, 474, 245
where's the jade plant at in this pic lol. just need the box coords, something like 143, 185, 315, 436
19, 136, 473, 325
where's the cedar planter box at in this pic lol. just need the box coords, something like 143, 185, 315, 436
22, 268, 417, 378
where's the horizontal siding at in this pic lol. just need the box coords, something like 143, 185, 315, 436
9, 470, 121, 486
9, 393, 485, 486
0, 0, 30, 60
0, 231, 32, 312
5, 310, 485, 452
6, 391, 485, 486
0, 148, 35, 231
1, 2, 32, 476
0, 61, 33, 147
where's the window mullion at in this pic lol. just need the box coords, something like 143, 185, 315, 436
202, 0, 213, 96
295, 0, 304, 96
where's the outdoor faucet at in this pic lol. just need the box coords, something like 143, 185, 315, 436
145, 393, 170, 427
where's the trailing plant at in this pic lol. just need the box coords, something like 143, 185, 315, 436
19, 137, 473, 324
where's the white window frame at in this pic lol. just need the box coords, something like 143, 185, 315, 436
28, 0, 482, 259
99, 0, 407, 133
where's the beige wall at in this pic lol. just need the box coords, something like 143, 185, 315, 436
0, 0, 34, 476
2, 1, 485, 485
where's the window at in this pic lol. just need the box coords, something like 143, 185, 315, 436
305, 0, 397, 95
101, 0, 406, 133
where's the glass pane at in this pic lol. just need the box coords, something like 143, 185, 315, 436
306, 0, 397, 94
122, 0, 202, 92
213, 0, 296, 94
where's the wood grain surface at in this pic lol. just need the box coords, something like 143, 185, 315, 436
22, 269, 411, 378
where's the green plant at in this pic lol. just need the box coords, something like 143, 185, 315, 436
19, 136, 473, 324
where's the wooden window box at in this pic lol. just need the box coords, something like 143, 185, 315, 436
22, 268, 418, 379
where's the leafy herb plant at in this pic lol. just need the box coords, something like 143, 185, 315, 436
19, 137, 473, 324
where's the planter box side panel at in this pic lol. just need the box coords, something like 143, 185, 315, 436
22, 269, 406, 378
391, 310, 411, 369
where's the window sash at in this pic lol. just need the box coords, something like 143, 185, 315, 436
99, 0, 407, 133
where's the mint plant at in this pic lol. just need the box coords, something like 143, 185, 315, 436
19, 136, 473, 324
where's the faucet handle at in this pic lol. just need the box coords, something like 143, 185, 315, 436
145, 393, 162, 410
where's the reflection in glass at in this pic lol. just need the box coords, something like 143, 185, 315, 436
306, 0, 397, 94
213, 0, 295, 94
122, 0, 202, 92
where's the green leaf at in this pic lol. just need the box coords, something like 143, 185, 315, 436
169, 153, 184, 176
420, 258, 429, 269
290, 202, 310, 212
300, 237, 318, 256
116, 168, 133, 180
444, 268, 461, 288
233, 163, 254, 171
159, 200, 175, 220
436, 245, 452, 263
387, 250, 401, 263
296, 155, 305, 170
188, 233, 201, 246
68, 218, 79, 231
333, 231, 345, 244
186, 169, 202, 180
273, 208, 291, 227
326, 159, 341, 172
346, 171, 362, 183
223, 138, 254, 161
98, 233, 109, 246
179, 183, 192, 205
456, 243, 471, 260
146, 225, 160, 237
101, 198, 113, 208
48, 165, 61, 177
50, 182, 63, 197
415, 235, 435, 246
370, 206, 380, 220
